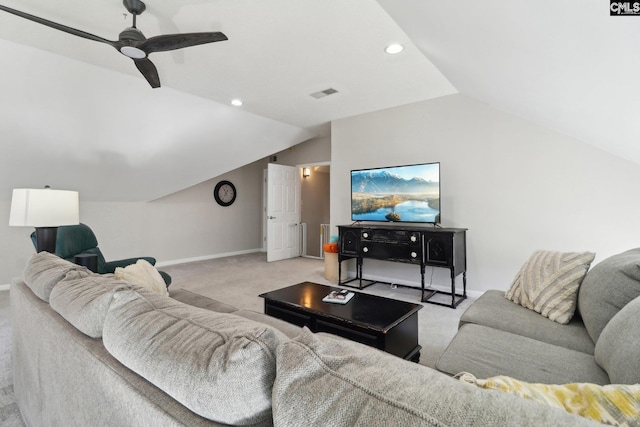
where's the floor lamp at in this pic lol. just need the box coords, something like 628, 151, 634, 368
9, 187, 80, 253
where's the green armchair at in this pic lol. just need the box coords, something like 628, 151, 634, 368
30, 223, 171, 286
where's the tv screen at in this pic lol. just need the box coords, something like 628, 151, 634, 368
351, 162, 440, 224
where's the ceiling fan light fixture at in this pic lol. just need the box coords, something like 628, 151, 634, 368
385, 43, 404, 54
120, 46, 146, 59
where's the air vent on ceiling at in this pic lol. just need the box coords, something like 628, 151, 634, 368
310, 88, 339, 99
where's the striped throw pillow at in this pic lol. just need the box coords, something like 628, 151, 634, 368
505, 250, 595, 324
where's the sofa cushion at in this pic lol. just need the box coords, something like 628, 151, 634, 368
272, 328, 597, 426
436, 323, 610, 385
594, 296, 640, 384
461, 290, 595, 354
169, 288, 238, 313
22, 251, 87, 302
578, 248, 640, 343
506, 250, 595, 324
234, 309, 302, 339
49, 271, 131, 338
459, 372, 640, 426
102, 288, 286, 426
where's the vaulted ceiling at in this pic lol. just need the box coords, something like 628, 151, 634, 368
1, 0, 637, 201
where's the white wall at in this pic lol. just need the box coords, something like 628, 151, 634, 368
330, 94, 640, 294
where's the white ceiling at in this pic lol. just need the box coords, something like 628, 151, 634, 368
1, 0, 638, 201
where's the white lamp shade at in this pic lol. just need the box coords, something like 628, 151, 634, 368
9, 188, 80, 227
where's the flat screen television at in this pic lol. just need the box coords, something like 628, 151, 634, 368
351, 162, 440, 224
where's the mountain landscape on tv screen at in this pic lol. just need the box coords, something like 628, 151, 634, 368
351, 170, 440, 222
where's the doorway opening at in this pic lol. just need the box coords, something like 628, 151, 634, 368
299, 162, 330, 259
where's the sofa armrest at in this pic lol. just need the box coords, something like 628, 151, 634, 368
104, 257, 157, 272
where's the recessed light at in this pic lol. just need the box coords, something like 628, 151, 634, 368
231, 99, 243, 106
385, 43, 404, 54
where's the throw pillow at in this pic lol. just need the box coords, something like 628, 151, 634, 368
459, 372, 640, 426
114, 259, 168, 296
505, 250, 595, 324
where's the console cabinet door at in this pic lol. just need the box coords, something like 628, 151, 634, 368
339, 227, 360, 255
423, 232, 452, 267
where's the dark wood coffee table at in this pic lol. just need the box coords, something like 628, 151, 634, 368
259, 281, 422, 361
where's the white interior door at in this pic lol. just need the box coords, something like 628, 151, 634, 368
267, 164, 301, 262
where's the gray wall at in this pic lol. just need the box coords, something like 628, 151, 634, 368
1, 137, 331, 285
330, 94, 640, 294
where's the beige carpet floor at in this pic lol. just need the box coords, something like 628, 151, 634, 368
162, 252, 473, 368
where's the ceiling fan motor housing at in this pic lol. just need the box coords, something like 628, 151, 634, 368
123, 0, 146, 15
119, 27, 146, 42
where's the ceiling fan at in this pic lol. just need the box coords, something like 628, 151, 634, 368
0, 0, 228, 88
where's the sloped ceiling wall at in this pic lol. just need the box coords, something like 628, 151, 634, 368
0, 0, 461, 204
378, 0, 640, 166
0, 38, 314, 202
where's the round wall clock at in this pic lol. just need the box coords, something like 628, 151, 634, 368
213, 180, 236, 206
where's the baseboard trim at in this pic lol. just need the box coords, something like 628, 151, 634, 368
0, 284, 10, 292
155, 248, 263, 268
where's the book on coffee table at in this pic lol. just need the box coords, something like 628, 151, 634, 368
322, 289, 354, 304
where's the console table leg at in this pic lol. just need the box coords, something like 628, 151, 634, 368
450, 270, 456, 308
463, 271, 467, 298
420, 264, 426, 303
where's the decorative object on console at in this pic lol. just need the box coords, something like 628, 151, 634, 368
505, 250, 595, 324
213, 180, 237, 206
9, 187, 80, 253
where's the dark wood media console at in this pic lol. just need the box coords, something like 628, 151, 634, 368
338, 224, 467, 308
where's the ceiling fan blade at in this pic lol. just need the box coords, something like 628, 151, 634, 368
133, 57, 161, 88
0, 4, 115, 47
139, 32, 228, 54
